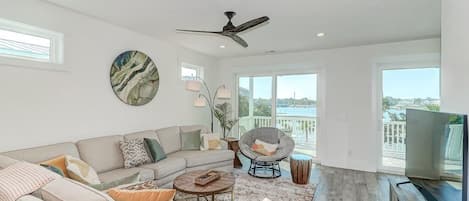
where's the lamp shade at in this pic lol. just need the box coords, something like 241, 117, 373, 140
193, 97, 206, 107
216, 86, 231, 99
185, 80, 201, 92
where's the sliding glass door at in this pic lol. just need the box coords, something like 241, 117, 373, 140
237, 73, 318, 157
380, 67, 440, 170
276, 74, 317, 157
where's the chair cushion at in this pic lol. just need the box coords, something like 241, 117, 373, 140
140, 158, 186, 179
98, 168, 154, 183
168, 150, 234, 167
76, 135, 124, 173
2, 143, 80, 164
155, 126, 180, 154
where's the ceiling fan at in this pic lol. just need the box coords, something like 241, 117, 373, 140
176, 11, 269, 48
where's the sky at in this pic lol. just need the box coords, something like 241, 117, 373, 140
239, 68, 440, 101
239, 74, 317, 100
383, 68, 440, 99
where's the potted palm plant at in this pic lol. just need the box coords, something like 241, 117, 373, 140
214, 102, 239, 139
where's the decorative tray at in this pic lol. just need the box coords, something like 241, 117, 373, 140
194, 170, 221, 186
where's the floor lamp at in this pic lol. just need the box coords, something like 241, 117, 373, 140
185, 78, 231, 133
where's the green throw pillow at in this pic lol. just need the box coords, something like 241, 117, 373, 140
180, 129, 202, 150
144, 138, 167, 161
40, 164, 65, 177
91, 173, 140, 191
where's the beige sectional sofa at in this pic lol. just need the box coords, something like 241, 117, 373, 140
0, 125, 235, 201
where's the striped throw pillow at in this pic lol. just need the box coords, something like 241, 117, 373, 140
0, 162, 59, 201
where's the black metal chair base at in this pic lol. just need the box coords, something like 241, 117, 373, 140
248, 160, 281, 178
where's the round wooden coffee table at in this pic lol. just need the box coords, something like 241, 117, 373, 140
173, 170, 235, 201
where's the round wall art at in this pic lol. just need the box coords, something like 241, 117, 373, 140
110, 50, 160, 106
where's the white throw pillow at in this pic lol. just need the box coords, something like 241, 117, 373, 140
65, 156, 101, 185
252, 139, 279, 156
200, 133, 222, 151
0, 162, 59, 201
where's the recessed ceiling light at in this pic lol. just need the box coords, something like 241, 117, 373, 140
316, 32, 326, 37
219, 45, 226, 48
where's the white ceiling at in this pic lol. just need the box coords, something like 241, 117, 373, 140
44, 0, 441, 58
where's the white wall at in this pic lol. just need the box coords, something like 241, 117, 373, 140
441, 0, 469, 114
0, 0, 218, 152
219, 38, 440, 172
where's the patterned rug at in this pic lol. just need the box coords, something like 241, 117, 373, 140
174, 170, 316, 201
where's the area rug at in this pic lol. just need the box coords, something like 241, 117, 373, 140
174, 170, 316, 201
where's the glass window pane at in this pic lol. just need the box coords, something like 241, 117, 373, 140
382, 67, 440, 169
276, 74, 317, 157
0, 29, 50, 61
181, 67, 197, 80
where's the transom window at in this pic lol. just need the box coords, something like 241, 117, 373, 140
181, 62, 204, 80
0, 18, 63, 64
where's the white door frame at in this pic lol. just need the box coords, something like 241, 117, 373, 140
234, 69, 324, 162
373, 57, 441, 174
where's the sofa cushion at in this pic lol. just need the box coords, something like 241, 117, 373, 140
38, 178, 114, 201
0, 155, 18, 169
98, 168, 154, 183
168, 150, 234, 167
76, 135, 124, 173
123, 130, 159, 141
179, 125, 210, 134
2, 143, 80, 164
140, 158, 185, 179
155, 126, 180, 154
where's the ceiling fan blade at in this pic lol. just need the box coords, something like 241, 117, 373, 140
176, 29, 221, 34
232, 16, 269, 33
228, 34, 248, 48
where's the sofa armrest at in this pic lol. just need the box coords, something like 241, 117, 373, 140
17, 195, 44, 201
37, 178, 114, 201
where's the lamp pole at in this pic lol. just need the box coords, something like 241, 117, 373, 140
188, 77, 229, 133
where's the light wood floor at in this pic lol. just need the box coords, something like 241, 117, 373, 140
238, 154, 403, 201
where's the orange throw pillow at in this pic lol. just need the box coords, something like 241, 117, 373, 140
107, 189, 176, 201
40, 155, 69, 178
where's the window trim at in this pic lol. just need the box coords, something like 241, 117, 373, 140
180, 62, 204, 80
0, 18, 64, 70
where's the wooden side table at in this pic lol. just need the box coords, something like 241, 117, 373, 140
224, 137, 242, 169
290, 154, 313, 184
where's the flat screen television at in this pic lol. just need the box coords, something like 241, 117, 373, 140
404, 109, 468, 201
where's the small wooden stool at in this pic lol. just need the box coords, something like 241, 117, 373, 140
290, 154, 313, 184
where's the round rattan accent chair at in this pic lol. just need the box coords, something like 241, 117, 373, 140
239, 127, 295, 178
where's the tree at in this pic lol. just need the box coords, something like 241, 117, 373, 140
425, 104, 440, 112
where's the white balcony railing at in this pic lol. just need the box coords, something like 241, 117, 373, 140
383, 121, 464, 163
